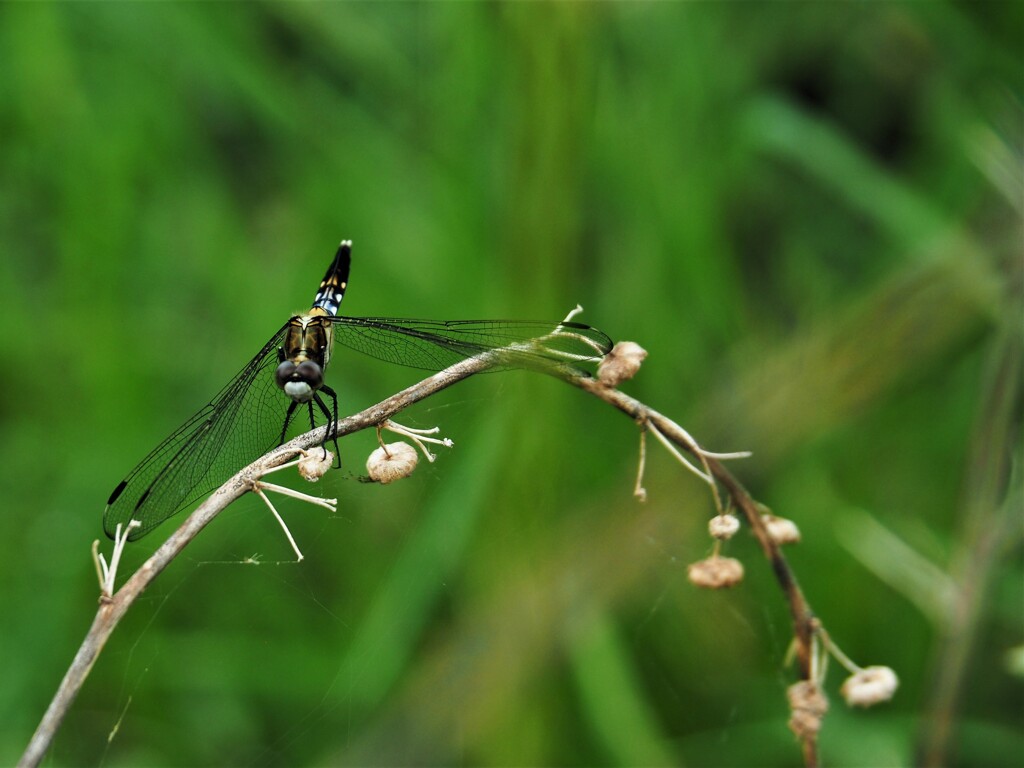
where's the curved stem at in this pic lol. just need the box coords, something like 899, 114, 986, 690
21, 355, 819, 767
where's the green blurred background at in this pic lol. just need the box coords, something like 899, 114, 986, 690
1, 3, 1020, 766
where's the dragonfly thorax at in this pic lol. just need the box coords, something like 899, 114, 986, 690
275, 313, 334, 403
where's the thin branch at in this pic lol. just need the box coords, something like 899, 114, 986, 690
20, 353, 819, 767
18, 355, 491, 768
568, 375, 819, 765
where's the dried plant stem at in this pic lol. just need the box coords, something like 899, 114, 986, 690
569, 376, 820, 766
20, 356, 818, 768
18, 356, 490, 768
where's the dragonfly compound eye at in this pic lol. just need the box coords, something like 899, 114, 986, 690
274, 361, 297, 389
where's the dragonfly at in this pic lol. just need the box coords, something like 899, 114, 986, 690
104, 241, 613, 541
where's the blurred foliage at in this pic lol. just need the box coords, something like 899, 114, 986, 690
1, 3, 1021, 767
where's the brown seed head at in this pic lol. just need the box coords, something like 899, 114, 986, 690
298, 450, 334, 482
708, 514, 740, 540
787, 680, 829, 739
687, 556, 744, 589
762, 514, 801, 545
597, 341, 648, 387
366, 442, 419, 484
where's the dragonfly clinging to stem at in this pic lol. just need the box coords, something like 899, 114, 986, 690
104, 241, 613, 541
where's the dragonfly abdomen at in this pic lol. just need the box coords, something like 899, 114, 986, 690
312, 240, 351, 315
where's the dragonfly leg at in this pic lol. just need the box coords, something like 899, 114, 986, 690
278, 401, 300, 445
303, 401, 325, 460
314, 386, 342, 468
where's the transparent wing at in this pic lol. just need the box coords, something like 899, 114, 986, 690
329, 317, 613, 373
104, 323, 293, 541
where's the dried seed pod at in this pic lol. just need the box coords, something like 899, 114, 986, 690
597, 341, 648, 387
298, 450, 334, 482
787, 680, 829, 739
687, 556, 744, 589
762, 514, 801, 545
366, 442, 418, 484
709, 514, 740, 540
841, 666, 899, 707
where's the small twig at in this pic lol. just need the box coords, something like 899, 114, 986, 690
250, 475, 339, 562
379, 419, 454, 462
254, 489, 303, 562
92, 521, 141, 599
645, 418, 714, 484
633, 423, 648, 502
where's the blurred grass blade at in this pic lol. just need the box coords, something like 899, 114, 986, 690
569, 607, 677, 767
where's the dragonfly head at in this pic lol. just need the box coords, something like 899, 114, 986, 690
275, 359, 324, 403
